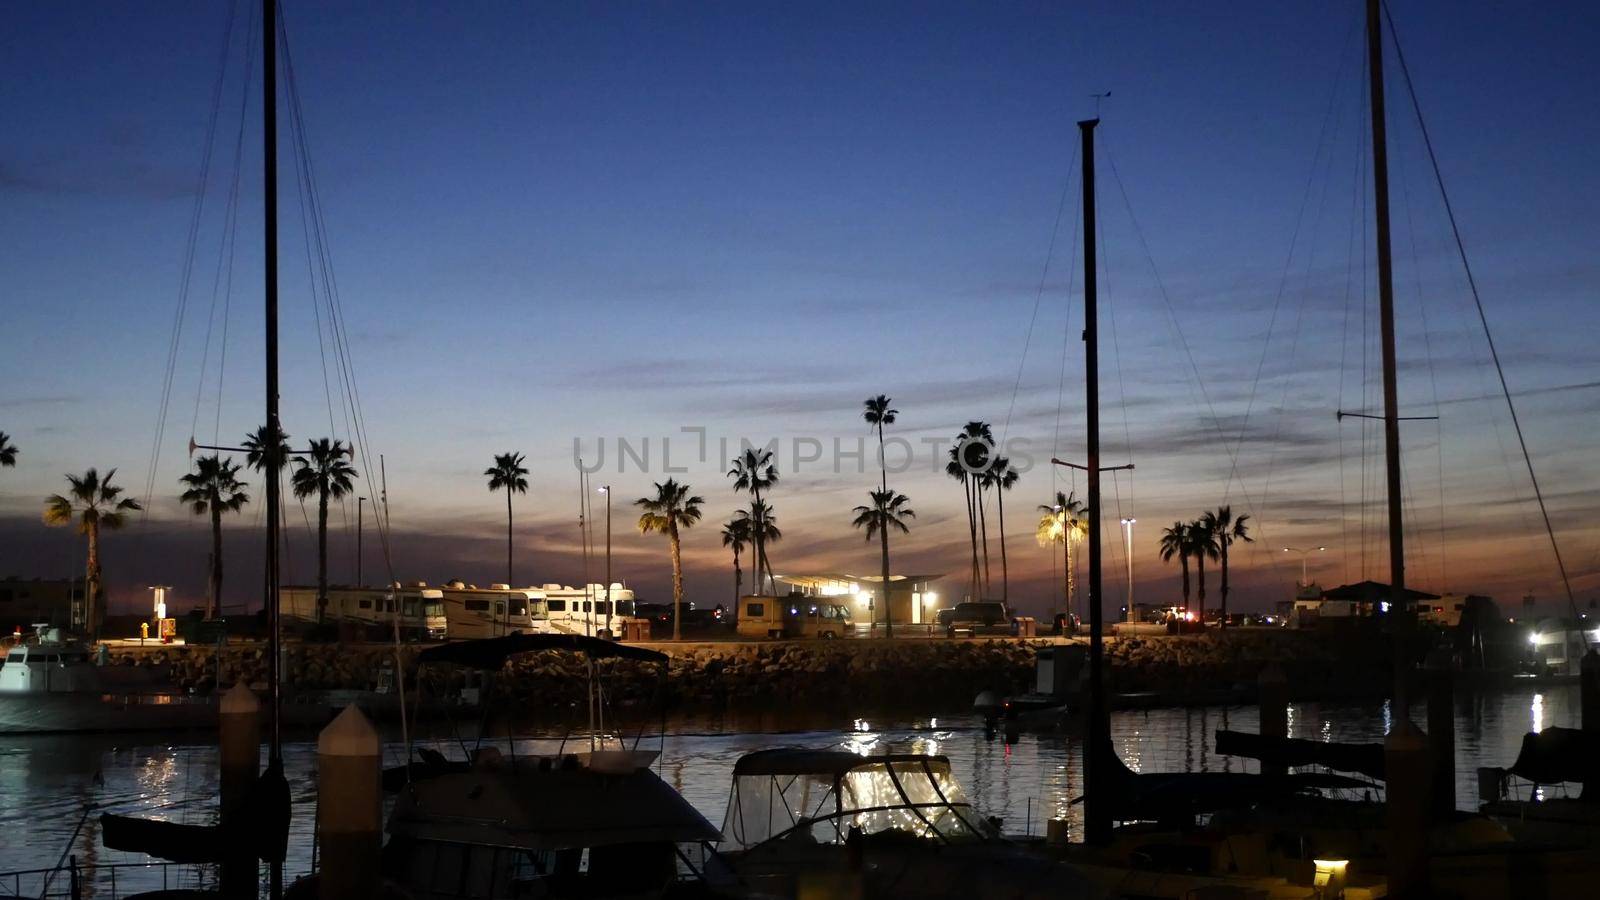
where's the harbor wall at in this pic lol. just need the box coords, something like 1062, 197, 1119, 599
106, 629, 1389, 710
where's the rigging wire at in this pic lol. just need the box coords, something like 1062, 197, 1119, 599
1383, 1, 1588, 635
1001, 138, 1079, 446
141, 0, 242, 524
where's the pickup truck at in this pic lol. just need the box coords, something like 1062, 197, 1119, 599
945, 601, 1013, 638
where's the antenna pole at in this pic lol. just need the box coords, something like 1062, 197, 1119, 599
1078, 117, 1111, 846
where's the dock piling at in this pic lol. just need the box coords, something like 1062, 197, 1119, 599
1258, 664, 1288, 778
220, 682, 260, 899
317, 705, 382, 900
1424, 649, 1455, 817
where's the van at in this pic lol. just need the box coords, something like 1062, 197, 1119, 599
537, 583, 636, 639
438, 583, 552, 639
736, 595, 852, 640
281, 585, 447, 640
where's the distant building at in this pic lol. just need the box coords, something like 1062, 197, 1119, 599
0, 577, 82, 632
1527, 618, 1598, 677
1289, 580, 1439, 627
772, 574, 943, 627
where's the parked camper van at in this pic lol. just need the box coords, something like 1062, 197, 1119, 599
735, 595, 852, 640
536, 583, 635, 639
437, 582, 549, 640
280, 585, 446, 640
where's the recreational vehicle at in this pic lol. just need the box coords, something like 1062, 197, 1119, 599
437, 582, 549, 639
536, 583, 636, 639
280, 585, 447, 640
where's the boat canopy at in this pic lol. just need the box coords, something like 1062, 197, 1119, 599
1498, 727, 1600, 786
415, 633, 667, 669
388, 766, 719, 851
1215, 729, 1387, 781
720, 749, 998, 851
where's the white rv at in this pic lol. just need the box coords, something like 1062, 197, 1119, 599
437, 582, 549, 640
536, 583, 635, 639
280, 585, 447, 640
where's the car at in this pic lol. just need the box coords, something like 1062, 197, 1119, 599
945, 601, 1013, 638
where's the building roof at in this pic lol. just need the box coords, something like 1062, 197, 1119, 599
1320, 580, 1440, 602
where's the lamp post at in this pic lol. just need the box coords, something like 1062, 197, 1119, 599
1282, 546, 1326, 588
1120, 518, 1136, 622
597, 486, 611, 626
356, 497, 366, 587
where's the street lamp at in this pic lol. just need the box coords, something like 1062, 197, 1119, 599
597, 486, 612, 627
356, 497, 366, 587
1282, 546, 1326, 588
1120, 518, 1136, 622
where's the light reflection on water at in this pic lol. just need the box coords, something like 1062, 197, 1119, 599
0, 685, 1577, 896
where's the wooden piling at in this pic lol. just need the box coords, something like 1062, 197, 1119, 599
1258, 664, 1288, 778
1425, 649, 1455, 817
317, 705, 381, 900
219, 682, 260, 899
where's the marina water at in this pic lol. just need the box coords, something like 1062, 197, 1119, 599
0, 684, 1576, 896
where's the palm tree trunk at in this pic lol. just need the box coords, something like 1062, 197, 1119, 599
1219, 541, 1229, 629
317, 490, 330, 625
752, 488, 765, 593
1180, 555, 1191, 607
85, 520, 101, 638
209, 505, 224, 620
881, 520, 893, 639
964, 478, 979, 600
506, 490, 514, 586
758, 544, 774, 594
1062, 533, 1070, 620
997, 489, 1008, 605
669, 522, 683, 641
878, 422, 893, 637
977, 485, 991, 595
1196, 553, 1207, 620
732, 546, 742, 608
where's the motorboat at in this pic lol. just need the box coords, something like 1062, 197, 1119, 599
1478, 726, 1600, 848
369, 632, 725, 899
0, 625, 216, 734
717, 748, 1099, 899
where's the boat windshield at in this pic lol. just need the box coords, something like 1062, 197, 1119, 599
720, 752, 997, 851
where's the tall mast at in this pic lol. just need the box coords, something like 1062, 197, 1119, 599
1367, 1, 1430, 895
1078, 117, 1111, 846
1365, 0, 1409, 710
262, 1, 288, 897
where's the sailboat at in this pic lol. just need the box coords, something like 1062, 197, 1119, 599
1040, 4, 1600, 899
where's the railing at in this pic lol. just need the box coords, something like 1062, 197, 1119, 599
0, 857, 228, 899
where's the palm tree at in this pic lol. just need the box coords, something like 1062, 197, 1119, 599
290, 439, 357, 624
721, 515, 751, 608
241, 423, 291, 474
743, 500, 782, 588
1157, 521, 1192, 608
1188, 515, 1220, 621
728, 447, 779, 592
965, 422, 995, 594
946, 421, 993, 600
179, 454, 250, 620
863, 395, 900, 633
43, 468, 142, 638
1210, 505, 1253, 628
636, 479, 704, 640
484, 452, 529, 585
1036, 490, 1085, 618
0, 432, 17, 467
851, 488, 915, 636
990, 457, 1019, 604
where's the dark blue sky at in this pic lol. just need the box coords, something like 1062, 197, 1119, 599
2, 1, 1597, 614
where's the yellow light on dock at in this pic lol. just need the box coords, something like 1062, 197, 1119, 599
1312, 858, 1348, 896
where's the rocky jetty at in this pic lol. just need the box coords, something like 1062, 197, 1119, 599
107, 629, 1387, 711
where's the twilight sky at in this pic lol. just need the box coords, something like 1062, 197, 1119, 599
2, 0, 1597, 620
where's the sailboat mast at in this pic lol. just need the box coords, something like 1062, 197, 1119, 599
1078, 116, 1111, 846
262, 0, 283, 756
1365, 0, 1409, 719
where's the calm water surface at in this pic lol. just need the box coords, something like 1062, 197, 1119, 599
0, 685, 1576, 897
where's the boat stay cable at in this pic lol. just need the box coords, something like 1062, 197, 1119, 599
1383, 1, 1589, 639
